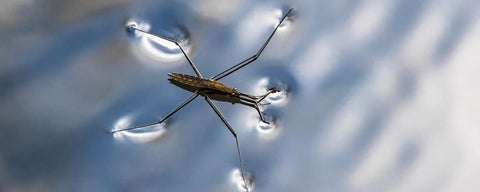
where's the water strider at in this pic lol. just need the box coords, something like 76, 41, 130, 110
111, 8, 294, 191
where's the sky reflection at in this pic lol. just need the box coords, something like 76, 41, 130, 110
2, 0, 480, 192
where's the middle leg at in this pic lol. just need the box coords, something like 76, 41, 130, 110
204, 95, 251, 192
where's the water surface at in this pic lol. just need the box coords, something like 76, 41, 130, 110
1, 0, 480, 191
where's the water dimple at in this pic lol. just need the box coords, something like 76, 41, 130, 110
111, 115, 167, 143
267, 89, 288, 105
243, 107, 280, 139
253, 77, 289, 106
256, 108, 281, 140
230, 168, 254, 192
125, 20, 148, 37
257, 120, 276, 134
125, 19, 192, 65
276, 8, 295, 30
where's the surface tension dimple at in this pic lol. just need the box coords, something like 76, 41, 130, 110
230, 168, 254, 192
253, 77, 289, 106
125, 19, 192, 64
111, 115, 167, 143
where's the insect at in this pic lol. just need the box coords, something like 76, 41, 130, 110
111, 8, 294, 192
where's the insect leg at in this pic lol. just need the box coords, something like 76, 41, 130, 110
128, 26, 203, 78
110, 92, 199, 133
175, 41, 203, 78
211, 8, 294, 81
234, 88, 279, 124
237, 99, 270, 124
204, 95, 251, 192
239, 88, 279, 101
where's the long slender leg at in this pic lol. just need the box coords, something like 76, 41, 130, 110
211, 8, 294, 81
129, 26, 179, 46
204, 95, 250, 192
239, 88, 279, 101
235, 88, 279, 124
110, 92, 199, 133
175, 41, 203, 78
237, 100, 269, 124
129, 26, 203, 78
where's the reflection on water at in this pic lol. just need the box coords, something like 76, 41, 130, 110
111, 115, 167, 143
3, 0, 480, 192
230, 168, 255, 192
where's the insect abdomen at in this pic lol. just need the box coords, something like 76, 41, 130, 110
168, 73, 206, 88
168, 73, 239, 94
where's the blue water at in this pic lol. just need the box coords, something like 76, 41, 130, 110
2, 0, 480, 191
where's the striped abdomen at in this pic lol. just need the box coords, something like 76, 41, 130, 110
168, 73, 240, 95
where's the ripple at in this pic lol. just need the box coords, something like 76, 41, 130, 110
256, 108, 281, 140
125, 19, 192, 65
125, 20, 149, 37
242, 107, 280, 140
257, 120, 276, 134
111, 115, 167, 143
230, 168, 254, 192
253, 77, 289, 106
276, 8, 295, 30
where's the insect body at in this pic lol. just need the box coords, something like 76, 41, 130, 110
168, 72, 240, 96
112, 8, 294, 192
168, 72, 278, 123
